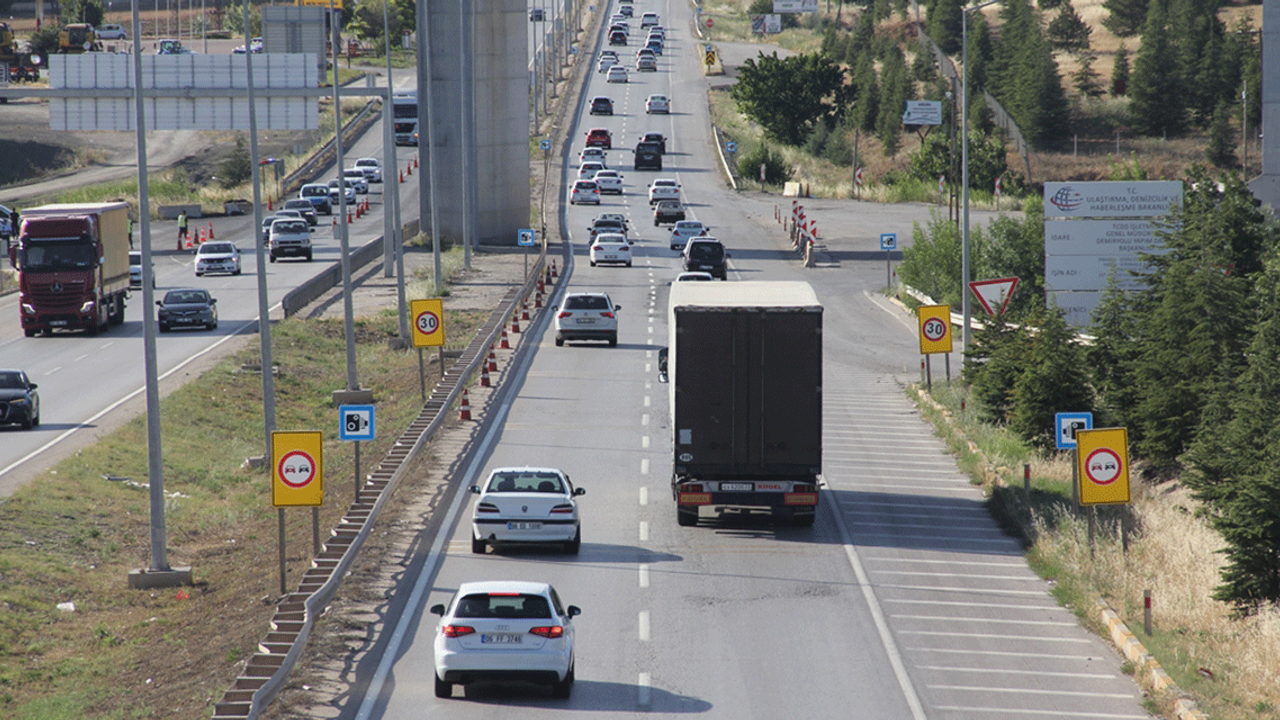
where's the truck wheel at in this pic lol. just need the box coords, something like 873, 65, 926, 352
794, 512, 816, 527
676, 508, 697, 526
471, 535, 486, 554
24, 329, 36, 337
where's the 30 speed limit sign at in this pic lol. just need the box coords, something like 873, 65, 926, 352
917, 304, 953, 354
410, 298, 445, 348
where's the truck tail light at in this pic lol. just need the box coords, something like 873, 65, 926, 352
529, 625, 564, 639
442, 624, 475, 638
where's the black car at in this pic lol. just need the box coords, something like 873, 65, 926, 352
683, 238, 728, 280
634, 141, 662, 171
157, 288, 218, 332
609, 31, 627, 45
653, 199, 685, 226
0, 369, 39, 430
639, 132, 667, 154
590, 96, 614, 115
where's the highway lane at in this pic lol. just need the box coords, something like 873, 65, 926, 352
0, 74, 421, 494
340, 1, 1154, 718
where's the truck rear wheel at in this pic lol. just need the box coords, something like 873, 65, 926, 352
793, 511, 816, 527
676, 508, 698, 526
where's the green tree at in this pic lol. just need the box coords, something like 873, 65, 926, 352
1072, 54, 1105, 98
1102, 0, 1148, 37
348, 0, 414, 50
926, 0, 963, 55
963, 312, 1034, 425
225, 2, 263, 37
1109, 44, 1130, 97
1008, 306, 1095, 450
1210, 467, 1280, 614
1086, 275, 1141, 430
1129, 0, 1185, 136
1011, 31, 1071, 147
898, 211, 975, 308
217, 135, 252, 189
730, 52, 846, 146
851, 54, 880, 134
1047, 0, 1091, 53
1204, 101, 1237, 169
876, 46, 911, 156
979, 198, 1044, 317
736, 144, 791, 186
749, 0, 799, 29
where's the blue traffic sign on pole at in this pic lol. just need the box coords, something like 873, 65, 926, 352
339, 404, 376, 441
880, 233, 897, 251
1055, 411, 1093, 450
518, 228, 536, 246
726, 141, 737, 153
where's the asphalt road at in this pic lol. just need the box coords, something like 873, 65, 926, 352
331, 1, 1154, 719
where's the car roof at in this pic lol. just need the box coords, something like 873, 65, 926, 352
454, 580, 553, 597
594, 233, 626, 242
355, 157, 378, 164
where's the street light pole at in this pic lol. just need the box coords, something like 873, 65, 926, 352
961, 0, 999, 359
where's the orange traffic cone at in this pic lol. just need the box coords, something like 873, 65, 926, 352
480, 364, 491, 387
399, 170, 404, 184
348, 211, 354, 224
268, 196, 273, 211
534, 289, 543, 309
207, 222, 214, 240
511, 311, 521, 334
413, 156, 419, 169
459, 389, 472, 421
487, 347, 498, 372
406, 162, 412, 177
551, 261, 558, 279
521, 302, 530, 322
500, 328, 510, 349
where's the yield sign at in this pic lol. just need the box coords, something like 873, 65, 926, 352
969, 277, 1019, 315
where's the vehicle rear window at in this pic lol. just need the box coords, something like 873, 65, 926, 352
688, 242, 724, 260
566, 295, 610, 311
487, 471, 566, 493
454, 593, 551, 619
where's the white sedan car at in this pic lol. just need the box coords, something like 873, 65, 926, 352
430, 580, 580, 699
606, 65, 629, 83
648, 178, 681, 205
470, 467, 584, 553
194, 241, 243, 276
342, 169, 370, 194
589, 232, 632, 267
578, 147, 608, 165
592, 169, 624, 195
669, 220, 709, 250
353, 157, 383, 183
646, 94, 670, 113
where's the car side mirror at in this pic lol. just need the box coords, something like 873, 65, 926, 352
573, 487, 586, 496
430, 603, 445, 616
614, 305, 621, 311
567, 605, 581, 617
156, 300, 162, 306
27, 383, 37, 390
657, 347, 669, 383
469, 485, 481, 494
210, 298, 217, 304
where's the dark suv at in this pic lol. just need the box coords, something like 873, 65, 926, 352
590, 96, 614, 115
683, 238, 728, 280
639, 132, 667, 154
634, 141, 662, 171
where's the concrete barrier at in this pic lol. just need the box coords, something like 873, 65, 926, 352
158, 204, 203, 220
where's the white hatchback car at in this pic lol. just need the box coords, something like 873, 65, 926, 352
97, 23, 129, 40
430, 580, 580, 699
469, 467, 585, 553
606, 65, 629, 83
648, 178, 681, 205
592, 169, 623, 195
646, 94, 670, 114
352, 157, 383, 183
590, 233, 632, 267
578, 147, 608, 165
195, 241, 243, 276
570, 180, 600, 205
578, 160, 607, 181
555, 292, 620, 346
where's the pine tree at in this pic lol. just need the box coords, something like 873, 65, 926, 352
963, 312, 1034, 425
1102, 0, 1148, 37
1072, 54, 1104, 99
1210, 464, 1280, 614
927, 0, 963, 55
1204, 101, 1237, 169
877, 47, 911, 157
1109, 45, 1130, 97
1009, 306, 1095, 450
852, 54, 881, 134
1012, 31, 1071, 147
1087, 274, 1140, 430
1129, 0, 1185, 136
1047, 1, 1091, 53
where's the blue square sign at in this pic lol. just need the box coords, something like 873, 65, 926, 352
339, 404, 376, 441
1055, 411, 1093, 450
517, 229, 535, 247
880, 233, 897, 251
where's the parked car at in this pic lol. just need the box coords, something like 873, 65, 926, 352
156, 288, 218, 332
232, 37, 263, 54
469, 467, 585, 554
554, 292, 619, 346
97, 23, 128, 40
683, 237, 729, 279
589, 96, 614, 115
430, 581, 580, 699
585, 128, 612, 148
645, 94, 669, 114
590, 233, 632, 267
648, 178, 681, 205
353, 157, 383, 183
606, 65, 628, 83
128, 250, 155, 289
298, 183, 333, 215
653, 199, 685, 226
282, 198, 319, 226
0, 369, 40, 430
195, 241, 243, 276
570, 180, 601, 205
669, 220, 709, 250
593, 169, 624, 195
342, 168, 370, 194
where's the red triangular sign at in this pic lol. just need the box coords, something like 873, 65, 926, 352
969, 277, 1019, 315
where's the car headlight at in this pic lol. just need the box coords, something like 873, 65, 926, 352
9, 398, 30, 408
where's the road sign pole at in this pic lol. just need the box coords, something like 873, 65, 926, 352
354, 440, 362, 505
313, 507, 321, 555
886, 249, 891, 291
1071, 449, 1080, 515
418, 348, 426, 402
925, 355, 933, 392
945, 353, 951, 385
277, 508, 287, 595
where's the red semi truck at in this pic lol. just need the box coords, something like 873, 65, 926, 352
9, 202, 132, 336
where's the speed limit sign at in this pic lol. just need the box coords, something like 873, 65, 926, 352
917, 304, 953, 354
410, 298, 445, 348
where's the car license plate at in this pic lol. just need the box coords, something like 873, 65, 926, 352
720, 482, 752, 491
575, 318, 595, 324
481, 633, 523, 644
507, 521, 543, 530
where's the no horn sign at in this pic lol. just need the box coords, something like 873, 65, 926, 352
1075, 427, 1130, 506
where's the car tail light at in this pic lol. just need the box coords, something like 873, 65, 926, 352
550, 504, 575, 514
600, 312, 615, 318
442, 624, 475, 638
529, 626, 564, 639
619, 246, 630, 252
558, 311, 573, 319
476, 503, 499, 513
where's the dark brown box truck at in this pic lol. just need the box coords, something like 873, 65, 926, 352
664, 281, 822, 527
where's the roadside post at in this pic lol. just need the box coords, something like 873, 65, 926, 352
339, 404, 375, 504
271, 431, 324, 595
539, 138, 551, 240
410, 298, 446, 401
879, 233, 896, 291
917, 304, 953, 391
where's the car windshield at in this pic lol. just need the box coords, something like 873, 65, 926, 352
487, 471, 566, 493
273, 221, 308, 233
301, 186, 325, 197
565, 295, 610, 311
284, 201, 311, 210
0, 372, 26, 389
164, 290, 208, 304
202, 243, 235, 254
453, 593, 551, 619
